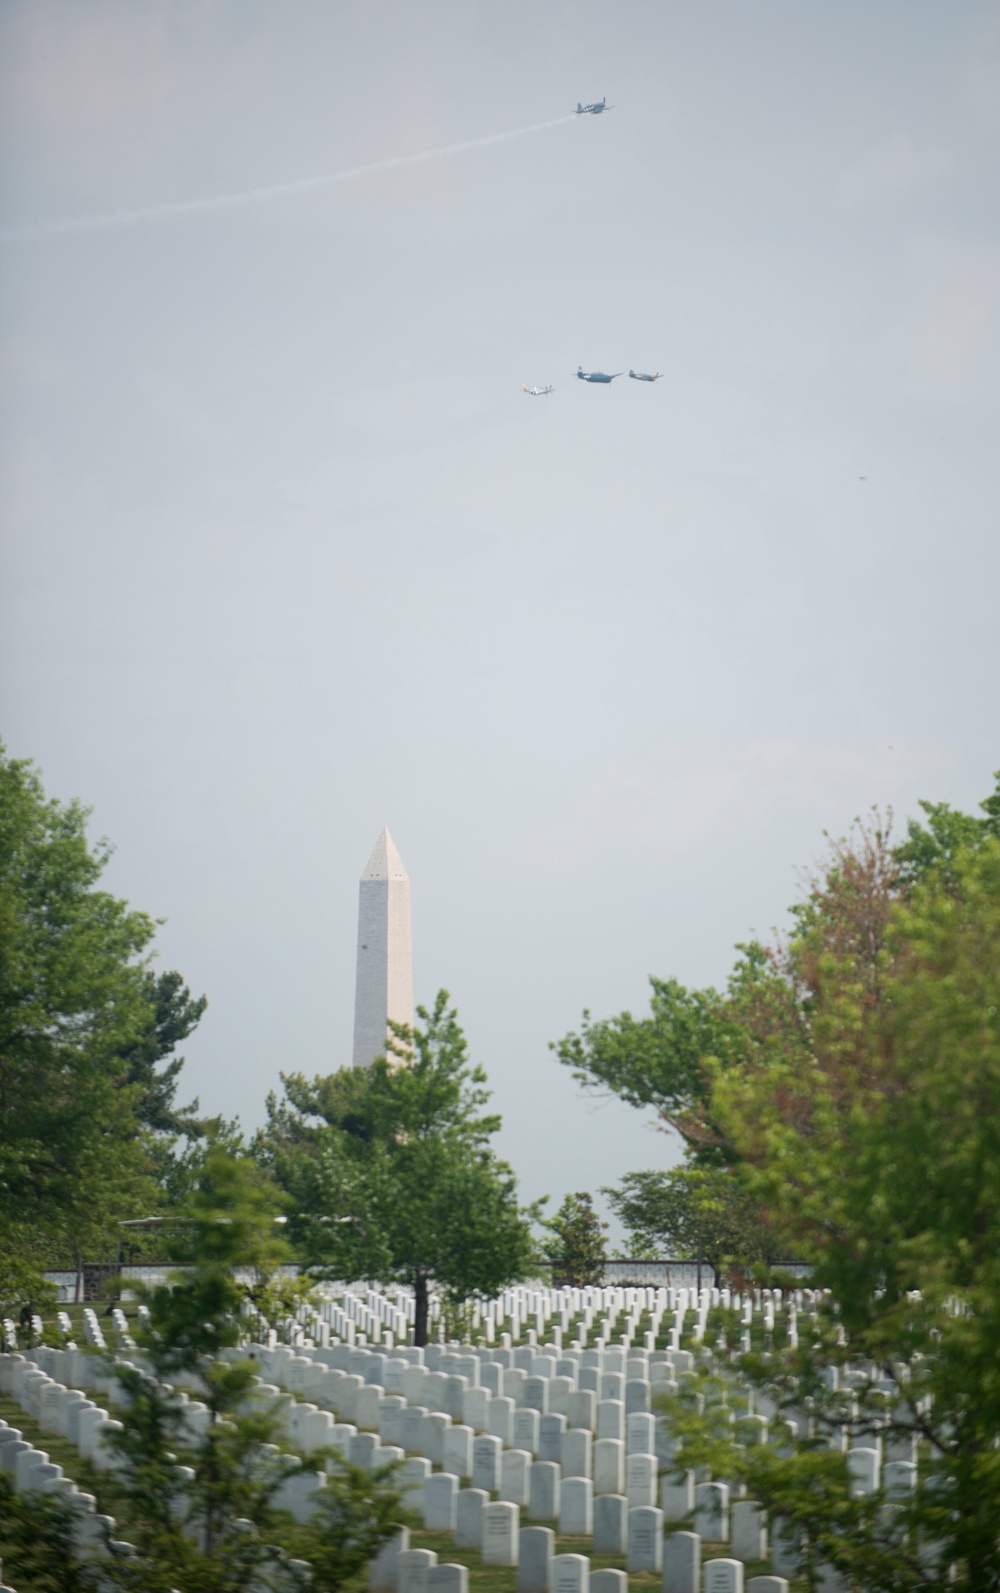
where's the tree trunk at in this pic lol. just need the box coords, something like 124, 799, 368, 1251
75, 1251, 83, 1305
414, 1274, 429, 1347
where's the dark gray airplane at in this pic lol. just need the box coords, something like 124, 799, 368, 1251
629, 369, 663, 382
576, 98, 610, 115
577, 366, 622, 383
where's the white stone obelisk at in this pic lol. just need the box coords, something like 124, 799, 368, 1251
351, 827, 413, 1068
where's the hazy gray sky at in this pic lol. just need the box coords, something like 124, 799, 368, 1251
2, 2, 999, 1234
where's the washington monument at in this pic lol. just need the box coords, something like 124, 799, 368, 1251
352, 827, 413, 1068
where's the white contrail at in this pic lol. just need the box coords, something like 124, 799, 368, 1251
1, 116, 576, 242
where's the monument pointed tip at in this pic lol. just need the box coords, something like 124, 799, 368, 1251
360, 825, 409, 882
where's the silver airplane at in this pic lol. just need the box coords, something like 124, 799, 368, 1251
629, 369, 663, 382
577, 366, 622, 383
522, 384, 554, 396
576, 98, 610, 115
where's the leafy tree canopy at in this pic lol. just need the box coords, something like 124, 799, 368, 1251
260, 991, 536, 1344
604, 1165, 783, 1283
543, 1191, 608, 1287
0, 744, 206, 1288
554, 772, 1000, 1162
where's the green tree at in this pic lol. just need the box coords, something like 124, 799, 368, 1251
120, 968, 207, 1136
604, 1165, 780, 1285
0, 747, 207, 1296
543, 1192, 608, 1287
261, 991, 536, 1345
103, 1143, 407, 1592
0, 749, 148, 1292
0, 1473, 98, 1592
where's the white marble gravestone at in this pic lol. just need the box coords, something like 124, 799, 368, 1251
627, 1505, 664, 1572
731, 1502, 766, 1562
514, 1408, 541, 1455
552, 1552, 589, 1593
482, 1502, 520, 1566
593, 1493, 627, 1554
529, 1460, 561, 1520
473, 1434, 502, 1492
661, 1470, 695, 1521
422, 1474, 457, 1532
518, 1526, 555, 1593
694, 1482, 729, 1543
397, 1548, 437, 1593
703, 1557, 744, 1593
559, 1477, 593, 1535
455, 1488, 487, 1549
597, 1400, 625, 1442
428, 1568, 467, 1593
500, 1448, 533, 1507
594, 1438, 625, 1495
662, 1529, 700, 1593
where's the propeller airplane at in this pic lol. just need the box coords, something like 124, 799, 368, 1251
629, 369, 663, 382
576, 98, 610, 114
522, 384, 554, 396
577, 366, 622, 383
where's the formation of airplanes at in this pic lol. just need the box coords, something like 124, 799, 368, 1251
521, 366, 662, 394
520, 104, 664, 399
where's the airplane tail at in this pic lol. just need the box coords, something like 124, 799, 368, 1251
577, 103, 582, 113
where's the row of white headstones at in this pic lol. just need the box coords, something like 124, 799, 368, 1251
0, 1287, 920, 1593
285, 1282, 795, 1357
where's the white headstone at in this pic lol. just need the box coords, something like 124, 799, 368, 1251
770, 1520, 801, 1578
529, 1460, 561, 1520
455, 1488, 487, 1549
514, 1408, 541, 1455
883, 1460, 917, 1495
482, 1502, 520, 1566
591, 1573, 627, 1593
524, 1377, 550, 1415
625, 1379, 652, 1414
663, 1529, 701, 1593
627, 1505, 664, 1572
518, 1526, 555, 1593
422, 1473, 458, 1532
500, 1448, 532, 1507
847, 1447, 880, 1496
731, 1503, 766, 1562
566, 1390, 596, 1431
661, 1470, 695, 1521
552, 1552, 589, 1593
370, 1527, 410, 1593
401, 1458, 431, 1512
593, 1493, 627, 1554
559, 1477, 594, 1535
594, 1438, 625, 1495
428, 1567, 467, 1593
694, 1482, 729, 1543
627, 1411, 656, 1454
473, 1434, 502, 1492
443, 1425, 473, 1478
539, 1413, 567, 1463
398, 1548, 437, 1593
597, 1400, 625, 1442
489, 1395, 515, 1447
626, 1452, 657, 1507
561, 1428, 592, 1479
704, 1557, 744, 1593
